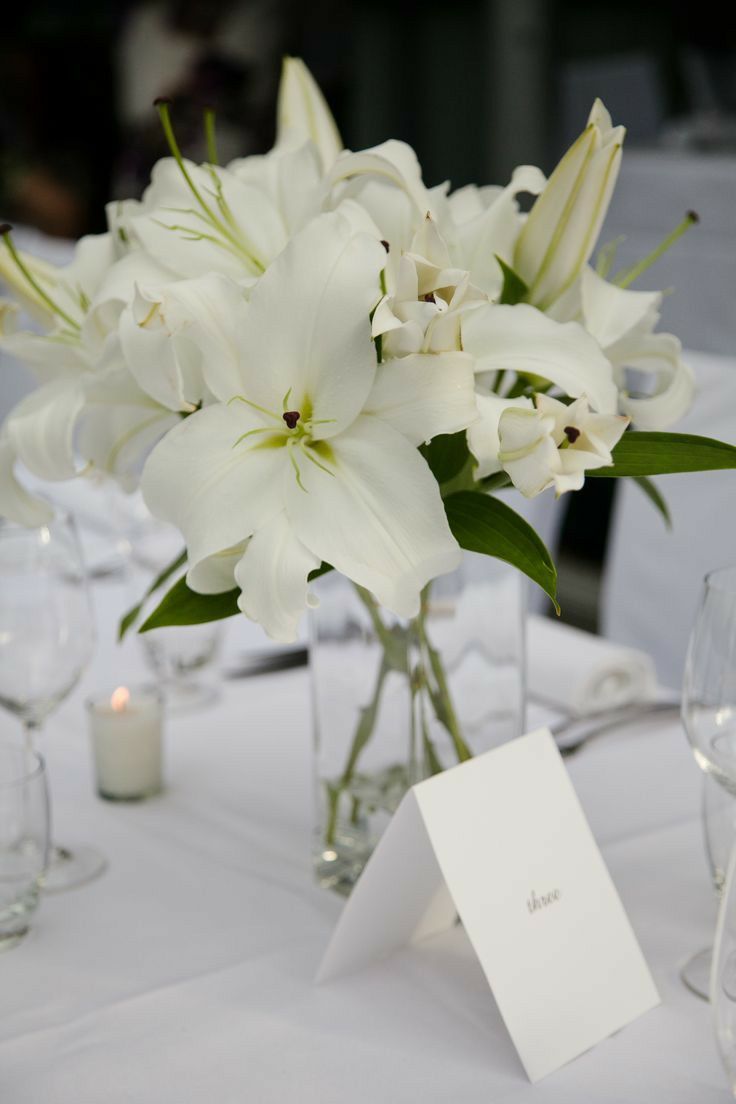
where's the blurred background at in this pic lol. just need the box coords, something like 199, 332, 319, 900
0, 0, 734, 682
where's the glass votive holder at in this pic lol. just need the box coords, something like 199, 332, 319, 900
86, 685, 164, 801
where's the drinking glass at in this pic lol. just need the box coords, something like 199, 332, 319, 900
129, 519, 223, 713
0, 515, 105, 890
0, 743, 49, 948
682, 564, 736, 997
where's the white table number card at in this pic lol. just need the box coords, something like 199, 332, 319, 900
317, 728, 659, 1082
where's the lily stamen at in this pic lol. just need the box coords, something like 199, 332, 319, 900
228, 395, 283, 421
0, 224, 81, 332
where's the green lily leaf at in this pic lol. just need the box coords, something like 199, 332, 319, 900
420, 432, 471, 484
444, 490, 559, 612
138, 560, 335, 634
633, 475, 671, 528
308, 562, 333, 582
496, 256, 529, 305
139, 576, 240, 633
118, 548, 187, 641
588, 431, 736, 477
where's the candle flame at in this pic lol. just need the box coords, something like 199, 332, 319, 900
111, 686, 130, 712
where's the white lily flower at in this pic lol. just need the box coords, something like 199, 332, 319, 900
275, 57, 343, 174
372, 215, 486, 357
0, 231, 185, 512
499, 393, 629, 497
141, 213, 475, 641
579, 267, 695, 429
462, 302, 618, 415
514, 100, 625, 312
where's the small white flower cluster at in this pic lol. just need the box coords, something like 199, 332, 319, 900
0, 60, 694, 640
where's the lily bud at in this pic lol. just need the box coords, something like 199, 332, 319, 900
513, 99, 625, 312
276, 57, 342, 174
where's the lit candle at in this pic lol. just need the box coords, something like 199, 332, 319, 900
87, 685, 163, 801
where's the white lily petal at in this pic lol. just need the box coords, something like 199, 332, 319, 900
462, 303, 617, 414
275, 58, 343, 174
59, 233, 116, 304
0, 301, 85, 376
105, 198, 143, 253
382, 320, 427, 358
234, 213, 385, 435
450, 165, 546, 296
6, 378, 84, 481
119, 289, 197, 412
187, 542, 246, 595
141, 402, 285, 574
466, 393, 533, 479
132, 158, 287, 280
616, 332, 696, 430
284, 415, 460, 618
0, 437, 54, 525
364, 353, 477, 445
229, 142, 324, 236
328, 140, 433, 220
0, 246, 57, 326
120, 273, 246, 410
86, 251, 176, 341
497, 407, 560, 497
78, 364, 180, 490
581, 266, 662, 350
234, 513, 320, 643
334, 176, 419, 257
409, 215, 452, 270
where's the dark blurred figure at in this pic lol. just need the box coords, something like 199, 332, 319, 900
113, 0, 288, 198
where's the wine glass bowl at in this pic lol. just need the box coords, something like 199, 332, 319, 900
0, 521, 95, 728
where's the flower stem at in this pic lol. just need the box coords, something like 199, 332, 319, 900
417, 615, 473, 763
204, 107, 218, 165
324, 656, 390, 846
614, 211, 698, 289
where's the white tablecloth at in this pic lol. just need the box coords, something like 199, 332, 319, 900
0, 575, 730, 1102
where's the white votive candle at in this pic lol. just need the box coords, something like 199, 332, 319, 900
87, 685, 163, 801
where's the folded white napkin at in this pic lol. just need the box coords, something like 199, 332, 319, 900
527, 615, 657, 716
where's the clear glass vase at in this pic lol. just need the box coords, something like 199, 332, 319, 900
310, 554, 525, 894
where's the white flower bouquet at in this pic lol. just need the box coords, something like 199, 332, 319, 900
0, 59, 732, 647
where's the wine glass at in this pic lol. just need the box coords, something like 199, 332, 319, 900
0, 513, 105, 890
682, 564, 736, 997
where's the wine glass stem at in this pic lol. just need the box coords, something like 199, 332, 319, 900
23, 719, 42, 754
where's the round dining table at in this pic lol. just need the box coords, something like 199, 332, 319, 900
0, 560, 728, 1103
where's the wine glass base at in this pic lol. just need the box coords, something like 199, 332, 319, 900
681, 946, 712, 1000
160, 680, 220, 715
41, 844, 107, 893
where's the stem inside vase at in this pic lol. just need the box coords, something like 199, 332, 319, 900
321, 581, 471, 852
